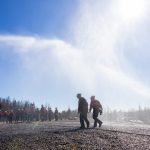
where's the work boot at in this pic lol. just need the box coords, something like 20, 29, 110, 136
80, 126, 85, 129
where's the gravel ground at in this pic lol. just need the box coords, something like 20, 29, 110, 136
0, 121, 150, 150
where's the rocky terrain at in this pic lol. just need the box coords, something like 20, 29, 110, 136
0, 121, 150, 150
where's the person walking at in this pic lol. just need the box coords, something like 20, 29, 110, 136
54, 107, 59, 121
77, 93, 90, 129
89, 96, 103, 127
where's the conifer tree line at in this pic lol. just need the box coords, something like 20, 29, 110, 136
0, 97, 150, 125
0, 97, 77, 123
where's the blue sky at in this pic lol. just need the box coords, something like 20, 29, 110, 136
0, 0, 150, 111
0, 0, 78, 38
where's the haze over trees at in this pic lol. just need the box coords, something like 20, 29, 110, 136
0, 96, 150, 124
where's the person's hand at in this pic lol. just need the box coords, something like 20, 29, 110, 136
99, 110, 102, 115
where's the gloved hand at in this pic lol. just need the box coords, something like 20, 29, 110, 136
99, 110, 102, 115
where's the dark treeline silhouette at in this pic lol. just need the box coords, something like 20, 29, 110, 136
102, 106, 150, 124
0, 97, 77, 123
1, 97, 150, 125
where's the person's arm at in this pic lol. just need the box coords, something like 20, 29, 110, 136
99, 103, 102, 110
89, 102, 92, 112
99, 102, 103, 115
78, 100, 80, 113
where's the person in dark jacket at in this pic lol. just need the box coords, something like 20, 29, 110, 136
54, 107, 59, 121
89, 96, 103, 127
77, 93, 90, 129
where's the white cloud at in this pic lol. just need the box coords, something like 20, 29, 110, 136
0, 33, 150, 110
0, 35, 97, 90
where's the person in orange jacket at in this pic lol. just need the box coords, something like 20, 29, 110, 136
89, 96, 103, 127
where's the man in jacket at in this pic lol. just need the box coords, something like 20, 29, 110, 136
77, 93, 90, 129
89, 96, 103, 127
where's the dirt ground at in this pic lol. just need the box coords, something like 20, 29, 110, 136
0, 121, 150, 150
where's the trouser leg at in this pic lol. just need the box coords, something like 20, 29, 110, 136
93, 109, 100, 127
80, 113, 85, 128
83, 114, 89, 128
94, 119, 97, 127
97, 118, 102, 124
